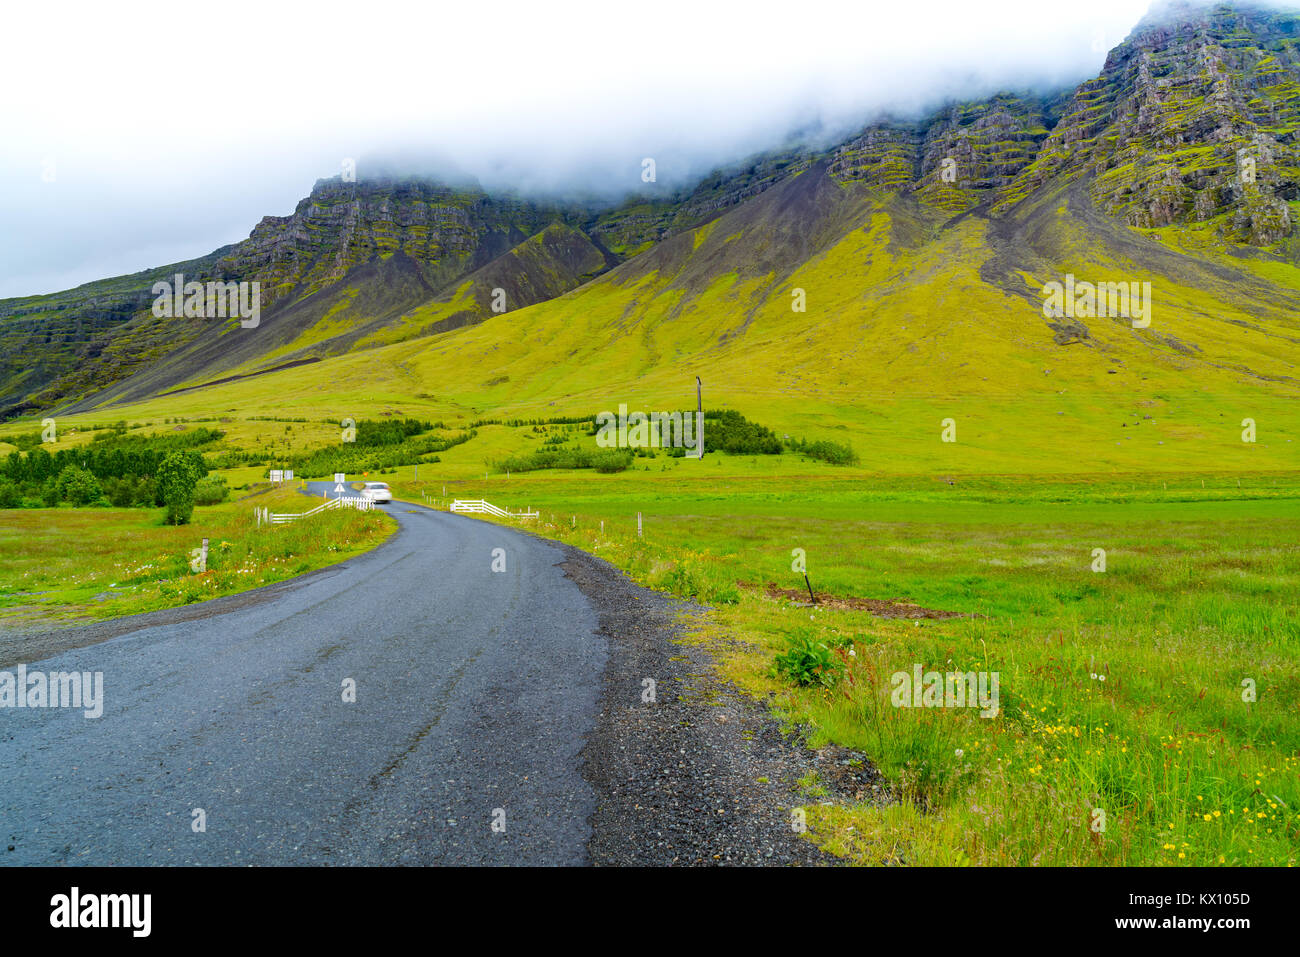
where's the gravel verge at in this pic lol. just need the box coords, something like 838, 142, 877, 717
560, 544, 872, 866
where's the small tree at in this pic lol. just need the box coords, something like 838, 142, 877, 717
157, 451, 202, 525
54, 465, 103, 506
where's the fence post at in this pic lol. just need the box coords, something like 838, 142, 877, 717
637, 512, 643, 537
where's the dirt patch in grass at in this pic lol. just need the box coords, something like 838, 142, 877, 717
749, 582, 982, 620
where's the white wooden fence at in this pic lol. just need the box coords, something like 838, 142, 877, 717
449, 499, 539, 519
256, 495, 374, 526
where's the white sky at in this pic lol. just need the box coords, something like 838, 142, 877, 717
0, 0, 1154, 298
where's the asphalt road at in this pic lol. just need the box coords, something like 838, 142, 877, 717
1, 485, 607, 865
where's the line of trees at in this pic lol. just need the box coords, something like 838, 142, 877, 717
0, 445, 212, 519
285, 422, 474, 478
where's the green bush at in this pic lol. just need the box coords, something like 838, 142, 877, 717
157, 451, 204, 525
592, 449, 634, 473
53, 466, 104, 506
659, 561, 703, 599
492, 447, 633, 474
193, 474, 229, 506
40, 478, 61, 508
773, 629, 845, 688
705, 409, 783, 454
133, 477, 158, 508
786, 437, 859, 465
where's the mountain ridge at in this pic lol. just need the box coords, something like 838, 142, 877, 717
3, 0, 1299, 423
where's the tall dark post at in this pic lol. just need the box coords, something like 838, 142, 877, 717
695, 375, 704, 458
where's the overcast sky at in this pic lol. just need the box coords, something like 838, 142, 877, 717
1, 0, 1155, 299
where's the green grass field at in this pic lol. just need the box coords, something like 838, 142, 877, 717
1, 408, 1296, 866
0, 484, 395, 625
377, 462, 1300, 866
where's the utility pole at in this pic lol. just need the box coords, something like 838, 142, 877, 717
690, 375, 704, 458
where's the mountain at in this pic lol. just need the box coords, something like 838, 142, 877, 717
998, 0, 1300, 244
3, 0, 1299, 468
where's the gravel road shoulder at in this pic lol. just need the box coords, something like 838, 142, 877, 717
559, 544, 855, 866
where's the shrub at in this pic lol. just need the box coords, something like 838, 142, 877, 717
786, 437, 859, 465
659, 561, 703, 599
193, 475, 229, 506
591, 449, 634, 473
40, 478, 61, 508
104, 476, 137, 508
157, 451, 204, 525
773, 629, 845, 688
705, 409, 783, 455
133, 477, 158, 508
492, 447, 633, 474
57, 468, 99, 505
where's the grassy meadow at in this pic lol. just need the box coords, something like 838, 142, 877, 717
1, 405, 1297, 866
374, 458, 1300, 867
0, 484, 395, 626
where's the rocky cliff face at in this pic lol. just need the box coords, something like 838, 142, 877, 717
1, 181, 600, 414
217, 178, 577, 312
825, 93, 1065, 212
0, 250, 231, 417
998, 0, 1300, 244
587, 147, 815, 256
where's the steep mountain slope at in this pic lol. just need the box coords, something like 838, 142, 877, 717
0, 180, 612, 415
3, 0, 1299, 473
0, 247, 232, 419
69, 221, 618, 408
57, 151, 1298, 472
998, 0, 1300, 244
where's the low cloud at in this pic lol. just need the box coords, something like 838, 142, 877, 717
0, 0, 1154, 298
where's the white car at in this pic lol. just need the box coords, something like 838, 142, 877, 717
360, 481, 392, 504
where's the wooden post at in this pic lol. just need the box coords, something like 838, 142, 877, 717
201, 538, 208, 572
637, 512, 642, 537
